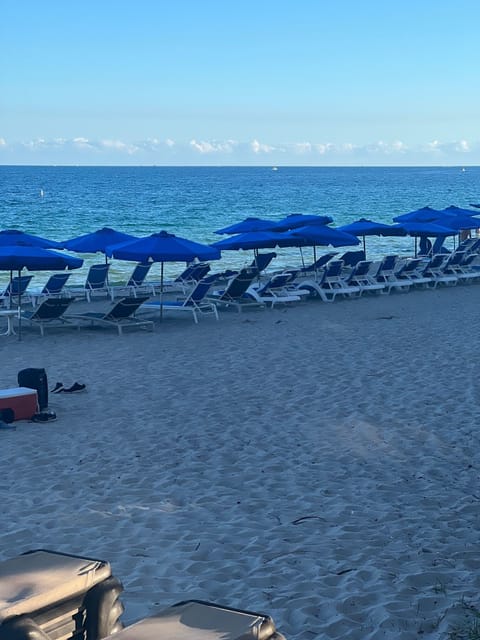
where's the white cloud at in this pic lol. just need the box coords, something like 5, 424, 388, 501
73, 137, 94, 149
251, 139, 276, 154
293, 142, 312, 154
4, 136, 480, 164
190, 139, 237, 153
99, 139, 139, 154
456, 139, 470, 152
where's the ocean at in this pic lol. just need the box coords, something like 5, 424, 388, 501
1, 165, 479, 284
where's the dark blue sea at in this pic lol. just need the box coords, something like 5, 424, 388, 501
1, 165, 479, 284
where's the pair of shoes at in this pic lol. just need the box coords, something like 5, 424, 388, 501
63, 382, 86, 393
32, 411, 57, 423
50, 382, 86, 394
0, 420, 16, 430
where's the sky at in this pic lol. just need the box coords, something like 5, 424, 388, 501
1, 0, 480, 166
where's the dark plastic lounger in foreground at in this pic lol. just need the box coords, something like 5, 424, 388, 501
0, 549, 124, 640
100, 599, 286, 640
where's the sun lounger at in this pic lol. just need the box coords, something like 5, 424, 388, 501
20, 297, 76, 336
67, 296, 155, 335
423, 254, 458, 288
99, 600, 285, 640
0, 275, 33, 307
69, 263, 112, 302
141, 276, 219, 323
110, 262, 155, 298
162, 262, 212, 293
247, 273, 306, 307
344, 260, 386, 294
371, 255, 411, 293
208, 267, 266, 312
0, 549, 124, 640
26, 273, 72, 306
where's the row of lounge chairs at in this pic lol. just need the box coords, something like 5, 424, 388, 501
0, 261, 213, 309
2, 248, 480, 336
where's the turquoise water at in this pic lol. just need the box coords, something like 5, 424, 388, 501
1, 165, 479, 284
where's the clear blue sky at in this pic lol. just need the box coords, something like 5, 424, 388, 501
1, 0, 479, 165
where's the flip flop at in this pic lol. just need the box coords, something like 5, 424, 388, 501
32, 411, 57, 423
62, 383, 86, 393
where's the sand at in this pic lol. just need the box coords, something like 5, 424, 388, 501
0, 284, 479, 639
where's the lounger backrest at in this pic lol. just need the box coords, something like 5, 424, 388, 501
428, 254, 447, 269
461, 253, 477, 266
338, 250, 365, 267
42, 273, 71, 295
221, 268, 258, 300
175, 263, 210, 283
105, 296, 149, 320
301, 252, 337, 272
324, 260, 344, 277
379, 255, 398, 273
446, 251, 465, 267
85, 264, 110, 290
187, 275, 217, 304
33, 297, 74, 320
126, 263, 152, 287
3, 275, 33, 297
351, 260, 372, 277
251, 252, 277, 273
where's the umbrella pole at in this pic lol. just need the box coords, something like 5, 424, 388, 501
415, 237, 418, 258
8, 270, 13, 309
362, 236, 366, 257
17, 268, 22, 342
160, 262, 164, 321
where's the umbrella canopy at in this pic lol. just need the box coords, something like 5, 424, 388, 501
0, 246, 83, 271
288, 225, 360, 269
106, 231, 221, 319
337, 218, 406, 255
211, 231, 295, 251
0, 246, 83, 340
268, 214, 333, 231
441, 205, 480, 217
0, 229, 63, 249
439, 215, 480, 231
63, 227, 138, 262
397, 222, 456, 257
289, 225, 360, 247
393, 206, 446, 223
398, 222, 456, 236
214, 217, 276, 235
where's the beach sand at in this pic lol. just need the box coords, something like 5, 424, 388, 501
0, 285, 479, 639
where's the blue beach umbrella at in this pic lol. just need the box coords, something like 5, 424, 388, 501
337, 218, 406, 256
268, 214, 334, 231
0, 229, 63, 249
290, 225, 360, 247
289, 224, 360, 268
106, 231, 221, 319
441, 205, 480, 218
393, 206, 446, 223
63, 227, 138, 263
214, 217, 276, 235
211, 231, 296, 251
397, 221, 457, 257
0, 246, 83, 340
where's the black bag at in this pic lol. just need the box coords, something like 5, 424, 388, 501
17, 368, 48, 411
